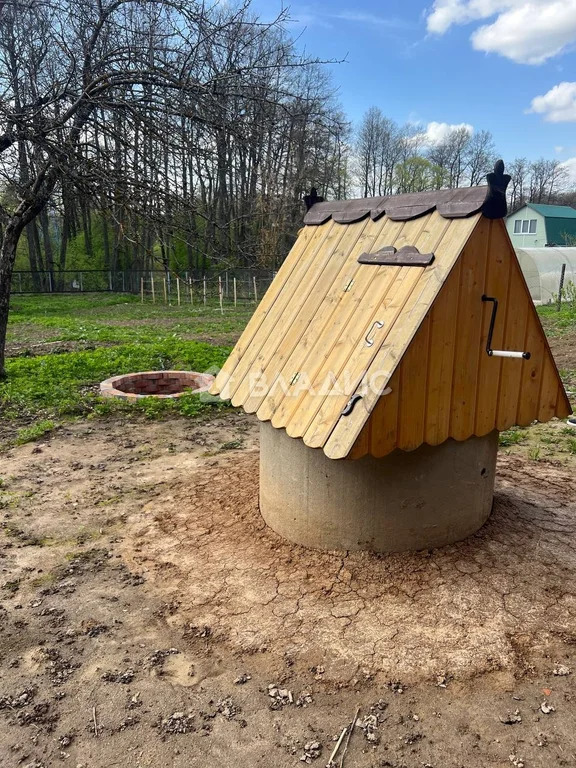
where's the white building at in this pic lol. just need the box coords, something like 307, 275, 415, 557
507, 203, 576, 248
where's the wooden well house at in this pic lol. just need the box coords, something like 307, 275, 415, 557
211, 163, 571, 553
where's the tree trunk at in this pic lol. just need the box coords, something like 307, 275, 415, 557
0, 219, 24, 378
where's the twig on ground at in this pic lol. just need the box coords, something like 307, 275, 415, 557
326, 726, 348, 767
339, 705, 360, 768
92, 705, 98, 737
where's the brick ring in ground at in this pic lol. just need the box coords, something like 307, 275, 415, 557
100, 370, 214, 400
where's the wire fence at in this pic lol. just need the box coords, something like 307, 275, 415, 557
10, 268, 276, 302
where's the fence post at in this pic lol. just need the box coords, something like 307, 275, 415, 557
176, 278, 181, 306
189, 280, 193, 305
557, 263, 567, 311
79, 272, 83, 292
253, 275, 258, 303
203, 276, 207, 306
108, 271, 112, 291
150, 272, 155, 303
141, 277, 144, 303
233, 277, 237, 307
122, 272, 125, 293
163, 276, 168, 304
48, 272, 53, 293
218, 276, 223, 315
225, 270, 229, 298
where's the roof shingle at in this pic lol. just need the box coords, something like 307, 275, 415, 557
304, 186, 491, 226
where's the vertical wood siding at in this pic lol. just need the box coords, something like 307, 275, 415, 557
348, 219, 571, 458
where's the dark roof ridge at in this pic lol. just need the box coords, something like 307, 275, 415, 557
304, 185, 494, 226
304, 161, 512, 225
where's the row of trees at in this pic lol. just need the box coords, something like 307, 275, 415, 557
353, 106, 571, 208
1, 0, 575, 375
0, 0, 351, 373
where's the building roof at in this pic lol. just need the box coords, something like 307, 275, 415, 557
212, 184, 570, 460
304, 185, 489, 225
525, 203, 576, 219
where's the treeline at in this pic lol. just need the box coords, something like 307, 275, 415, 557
2, 0, 575, 289
353, 107, 572, 212
2, 1, 350, 286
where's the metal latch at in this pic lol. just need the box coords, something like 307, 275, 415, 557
341, 393, 363, 416
365, 320, 384, 347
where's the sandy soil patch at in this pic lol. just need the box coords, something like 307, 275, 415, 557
0, 414, 575, 767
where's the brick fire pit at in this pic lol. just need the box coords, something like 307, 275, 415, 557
100, 371, 214, 400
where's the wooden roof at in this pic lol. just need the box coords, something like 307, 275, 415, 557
303, 185, 489, 225
211, 186, 571, 459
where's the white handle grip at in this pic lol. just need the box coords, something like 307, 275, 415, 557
489, 350, 528, 359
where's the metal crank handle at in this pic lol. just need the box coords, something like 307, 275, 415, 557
481, 295, 530, 360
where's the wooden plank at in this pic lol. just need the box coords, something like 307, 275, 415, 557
495, 258, 530, 431
449, 217, 491, 442
265, 217, 406, 430
348, 420, 371, 459
294, 264, 421, 442
369, 367, 401, 457
212, 223, 321, 396
295, 215, 435, 444
323, 214, 480, 459
300, 215, 450, 446
397, 312, 431, 451
227, 220, 349, 405
516, 310, 546, 426
510, 218, 572, 421
254, 216, 400, 422
538, 356, 564, 422
239, 218, 374, 414
215, 223, 322, 387
424, 259, 462, 446
474, 220, 511, 436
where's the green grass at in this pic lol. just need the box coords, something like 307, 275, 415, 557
7, 293, 254, 346
3, 294, 575, 452
1, 293, 251, 436
2, 340, 229, 419
499, 428, 527, 447
15, 419, 55, 444
538, 303, 576, 336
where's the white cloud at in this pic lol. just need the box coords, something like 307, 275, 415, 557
529, 82, 576, 122
427, 1, 576, 64
334, 11, 410, 27
422, 121, 474, 144
559, 157, 576, 184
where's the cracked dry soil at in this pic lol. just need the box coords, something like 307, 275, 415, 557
1, 413, 576, 767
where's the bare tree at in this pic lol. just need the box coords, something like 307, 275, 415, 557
0, 0, 344, 375
427, 126, 472, 188
528, 159, 569, 204
466, 130, 497, 186
507, 157, 530, 212
355, 108, 403, 197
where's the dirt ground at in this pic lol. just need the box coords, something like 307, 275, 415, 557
1, 412, 576, 768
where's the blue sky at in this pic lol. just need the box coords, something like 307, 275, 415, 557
251, 0, 576, 177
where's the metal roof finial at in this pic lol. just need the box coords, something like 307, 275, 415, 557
482, 159, 511, 219
303, 187, 324, 212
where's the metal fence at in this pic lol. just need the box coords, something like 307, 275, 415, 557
10, 268, 276, 301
